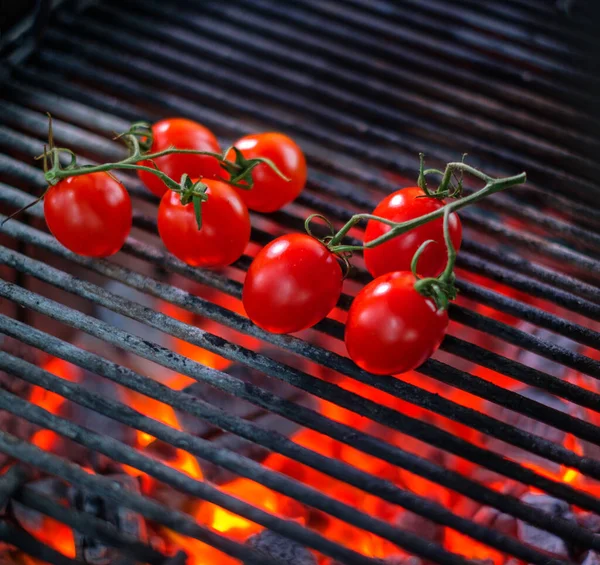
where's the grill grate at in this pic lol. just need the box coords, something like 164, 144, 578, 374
1, 0, 600, 564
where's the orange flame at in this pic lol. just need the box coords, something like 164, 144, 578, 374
195, 477, 298, 541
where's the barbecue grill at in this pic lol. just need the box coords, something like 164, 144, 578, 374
1, 0, 600, 564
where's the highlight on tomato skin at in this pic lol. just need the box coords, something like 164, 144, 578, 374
138, 118, 223, 198
363, 187, 462, 279
44, 172, 132, 258
157, 179, 251, 268
243, 233, 343, 334
227, 132, 307, 213
345, 271, 449, 375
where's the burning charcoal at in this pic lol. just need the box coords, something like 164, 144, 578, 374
570, 512, 600, 564
176, 351, 300, 437
161, 550, 187, 565
0, 337, 41, 469
517, 492, 573, 558
177, 352, 310, 484
65, 370, 137, 447
0, 466, 31, 515
245, 530, 316, 565
69, 474, 147, 564
395, 510, 443, 546
481, 386, 584, 479
12, 477, 68, 532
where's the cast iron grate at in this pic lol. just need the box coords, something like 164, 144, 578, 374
0, 0, 599, 564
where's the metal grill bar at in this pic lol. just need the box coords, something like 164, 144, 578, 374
41, 19, 600, 217
3, 307, 596, 556
132, 0, 599, 173
3, 352, 566, 565
1, 189, 600, 476
13, 482, 166, 564
3, 217, 600, 457
2, 0, 599, 562
0, 357, 388, 565
2, 109, 600, 342
3, 247, 600, 531
4, 245, 600, 488
0, 431, 288, 565
0, 521, 79, 565
2, 194, 599, 422
6, 54, 600, 284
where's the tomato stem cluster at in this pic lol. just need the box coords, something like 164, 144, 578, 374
324, 158, 526, 309
3, 115, 289, 230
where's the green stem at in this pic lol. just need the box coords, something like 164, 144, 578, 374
328, 163, 526, 254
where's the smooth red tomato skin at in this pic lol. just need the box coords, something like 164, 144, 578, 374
44, 173, 131, 257
138, 118, 222, 198
243, 234, 343, 334
364, 187, 462, 278
345, 271, 448, 375
158, 179, 250, 268
228, 133, 307, 213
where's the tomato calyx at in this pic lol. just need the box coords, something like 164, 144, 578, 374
218, 146, 290, 190
2, 114, 291, 230
302, 155, 527, 309
304, 213, 354, 278
417, 152, 467, 200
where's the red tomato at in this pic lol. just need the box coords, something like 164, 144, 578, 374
227, 133, 307, 213
363, 187, 462, 278
243, 234, 343, 334
138, 118, 222, 198
44, 172, 131, 257
158, 179, 250, 268
345, 271, 448, 375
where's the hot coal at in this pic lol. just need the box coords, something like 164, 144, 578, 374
395, 510, 443, 546
517, 492, 573, 559
482, 385, 579, 478
11, 477, 68, 532
176, 352, 310, 483
244, 530, 316, 565
0, 337, 40, 469
176, 350, 300, 438
0, 466, 31, 515
56, 370, 136, 472
69, 474, 147, 565
571, 512, 600, 564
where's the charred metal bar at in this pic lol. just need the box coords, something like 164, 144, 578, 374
115, 0, 600, 182
3, 249, 600, 482
0, 465, 30, 512
3, 314, 600, 552
5, 219, 600, 449
3, 316, 599, 555
0, 521, 78, 565
0, 431, 295, 565
0, 353, 594, 563
0, 369, 465, 565
14, 486, 165, 565
3, 279, 600, 530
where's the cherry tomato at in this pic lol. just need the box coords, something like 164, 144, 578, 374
363, 187, 462, 278
138, 118, 222, 198
44, 172, 131, 257
243, 234, 342, 334
158, 179, 250, 268
227, 133, 307, 213
345, 271, 448, 375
